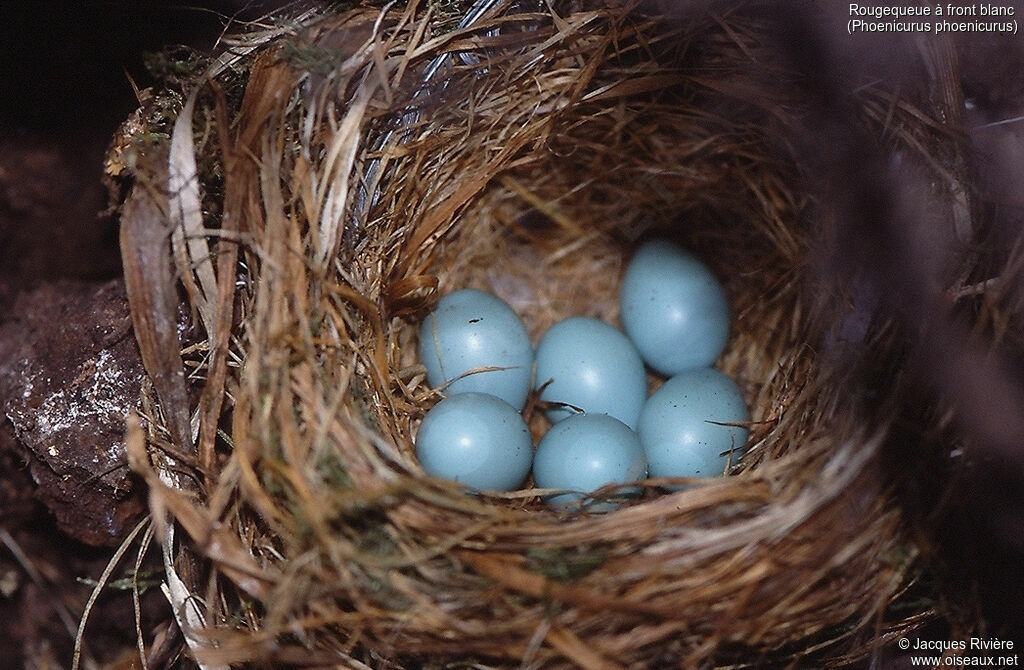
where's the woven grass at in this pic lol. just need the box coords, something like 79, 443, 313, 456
104, 1, 984, 667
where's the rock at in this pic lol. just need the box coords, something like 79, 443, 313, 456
0, 279, 146, 546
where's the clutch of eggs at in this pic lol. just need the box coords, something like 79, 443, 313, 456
413, 239, 749, 502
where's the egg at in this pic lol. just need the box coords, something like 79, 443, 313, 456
637, 367, 749, 480
532, 414, 647, 507
534, 316, 646, 429
620, 239, 730, 375
415, 392, 533, 491
418, 288, 534, 409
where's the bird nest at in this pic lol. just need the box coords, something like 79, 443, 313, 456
103, 1, 983, 667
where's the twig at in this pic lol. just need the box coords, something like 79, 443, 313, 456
72, 515, 151, 670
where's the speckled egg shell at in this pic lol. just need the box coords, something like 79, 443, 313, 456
532, 413, 647, 508
418, 288, 534, 409
415, 392, 533, 491
637, 367, 749, 480
620, 239, 730, 375
534, 316, 647, 430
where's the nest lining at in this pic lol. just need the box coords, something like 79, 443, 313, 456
105, 1, 972, 667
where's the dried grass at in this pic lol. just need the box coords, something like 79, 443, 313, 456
106, 1, 987, 666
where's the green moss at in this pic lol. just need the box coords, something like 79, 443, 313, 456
77, 568, 163, 594
143, 46, 210, 90
432, 0, 479, 33
279, 40, 350, 78
527, 546, 607, 582
316, 448, 353, 489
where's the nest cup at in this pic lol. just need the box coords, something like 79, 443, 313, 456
110, 1, 969, 667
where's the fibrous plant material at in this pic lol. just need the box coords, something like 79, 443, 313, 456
104, 0, 1009, 667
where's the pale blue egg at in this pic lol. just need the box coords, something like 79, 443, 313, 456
534, 317, 646, 429
415, 392, 533, 491
418, 289, 534, 409
637, 368, 749, 480
620, 239, 730, 375
532, 414, 647, 507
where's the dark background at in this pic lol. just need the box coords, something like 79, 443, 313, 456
0, 1, 284, 301
0, 1, 269, 135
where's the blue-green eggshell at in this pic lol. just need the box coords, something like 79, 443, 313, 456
418, 288, 534, 409
534, 317, 646, 429
532, 414, 647, 507
620, 239, 730, 375
415, 392, 533, 491
637, 368, 749, 479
